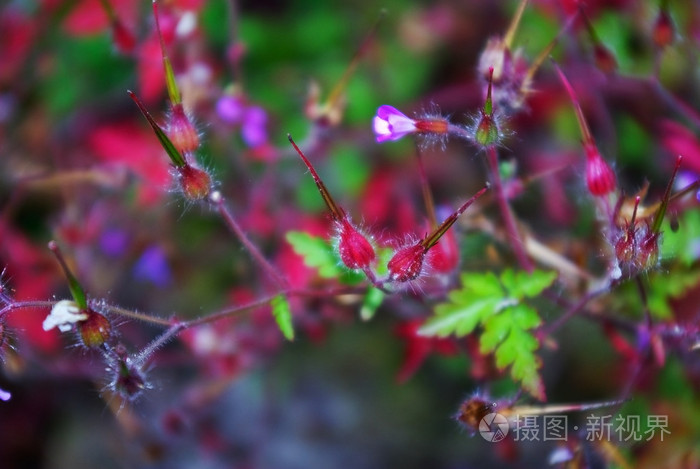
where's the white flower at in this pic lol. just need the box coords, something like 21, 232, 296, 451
43, 300, 88, 332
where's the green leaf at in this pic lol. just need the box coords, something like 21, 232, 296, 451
128, 91, 186, 167
499, 328, 545, 400
285, 231, 363, 284
420, 270, 554, 400
271, 294, 294, 341
500, 269, 557, 299
646, 268, 700, 319
360, 287, 384, 321
419, 297, 502, 338
660, 210, 700, 266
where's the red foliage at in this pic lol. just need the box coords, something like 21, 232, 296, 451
89, 121, 172, 205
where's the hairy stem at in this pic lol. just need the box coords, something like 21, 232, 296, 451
103, 304, 173, 326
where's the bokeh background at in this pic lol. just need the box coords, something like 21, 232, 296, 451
1, 0, 700, 468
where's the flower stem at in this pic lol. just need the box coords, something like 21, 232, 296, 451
103, 304, 173, 326
414, 145, 437, 228
0, 300, 56, 317
486, 146, 533, 272
542, 285, 609, 336
210, 190, 288, 289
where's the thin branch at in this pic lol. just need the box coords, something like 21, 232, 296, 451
486, 146, 533, 272
541, 285, 610, 336
210, 191, 288, 289
102, 304, 173, 326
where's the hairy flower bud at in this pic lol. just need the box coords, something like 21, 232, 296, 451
167, 104, 200, 154
475, 115, 500, 147
388, 244, 426, 283
112, 358, 147, 400
177, 164, 211, 201
639, 232, 660, 269
388, 185, 488, 284
585, 143, 616, 196
337, 220, 376, 270
289, 134, 376, 272
473, 67, 503, 148
614, 224, 660, 276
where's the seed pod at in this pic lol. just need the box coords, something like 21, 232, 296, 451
77, 309, 112, 348
177, 164, 211, 201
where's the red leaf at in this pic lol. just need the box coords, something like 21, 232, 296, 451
89, 121, 172, 205
395, 320, 458, 383
138, 32, 166, 103
0, 8, 37, 85
63, 0, 137, 36
659, 120, 700, 175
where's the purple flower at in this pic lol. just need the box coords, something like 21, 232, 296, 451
133, 245, 172, 288
676, 170, 700, 202
242, 106, 268, 147
372, 105, 417, 142
99, 229, 130, 258
0, 387, 10, 402
216, 95, 246, 125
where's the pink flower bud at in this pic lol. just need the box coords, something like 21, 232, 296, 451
652, 10, 674, 49
388, 244, 426, 283
372, 105, 417, 142
387, 185, 488, 284
638, 230, 660, 270
177, 164, 211, 201
614, 230, 636, 266
112, 358, 147, 400
111, 19, 136, 55
473, 67, 502, 147
167, 104, 200, 154
427, 228, 459, 274
337, 220, 376, 270
585, 143, 616, 196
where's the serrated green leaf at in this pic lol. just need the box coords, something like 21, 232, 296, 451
461, 271, 505, 298
480, 312, 512, 352
360, 287, 384, 321
501, 269, 557, 299
271, 294, 294, 341
421, 270, 547, 399
494, 328, 544, 400
285, 231, 363, 284
510, 303, 542, 330
646, 268, 700, 319
286, 231, 341, 278
419, 297, 502, 338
